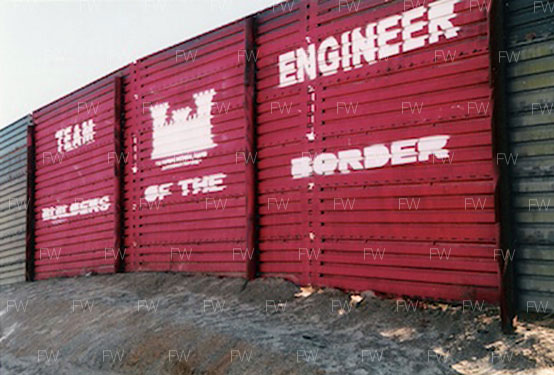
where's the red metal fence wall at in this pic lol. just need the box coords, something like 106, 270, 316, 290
25, 0, 502, 304
32, 72, 125, 279
122, 20, 252, 275
256, 0, 500, 302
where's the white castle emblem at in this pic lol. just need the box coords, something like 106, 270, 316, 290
150, 89, 217, 168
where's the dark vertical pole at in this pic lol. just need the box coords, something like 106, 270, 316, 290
244, 16, 259, 280
25, 117, 36, 281
490, 0, 515, 333
113, 76, 125, 273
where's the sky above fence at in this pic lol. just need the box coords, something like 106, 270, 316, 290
0, 0, 283, 129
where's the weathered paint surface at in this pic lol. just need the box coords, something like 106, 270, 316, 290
507, 0, 554, 312
257, 0, 500, 302
122, 20, 250, 275
32, 72, 125, 279
0, 116, 30, 285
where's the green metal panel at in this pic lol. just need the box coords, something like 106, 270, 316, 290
506, 0, 554, 313
0, 116, 30, 285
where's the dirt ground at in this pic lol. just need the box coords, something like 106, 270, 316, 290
0, 273, 553, 375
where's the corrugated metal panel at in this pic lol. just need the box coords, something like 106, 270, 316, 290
4, 0, 504, 306
0, 116, 30, 285
122, 21, 250, 275
506, 0, 554, 312
32, 70, 126, 280
257, 0, 500, 302
256, 1, 309, 284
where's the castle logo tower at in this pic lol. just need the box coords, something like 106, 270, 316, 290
150, 89, 217, 168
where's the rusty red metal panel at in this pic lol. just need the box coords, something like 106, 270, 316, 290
122, 21, 251, 276
32, 69, 127, 280
257, 0, 500, 303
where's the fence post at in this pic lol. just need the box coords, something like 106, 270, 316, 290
244, 16, 259, 280
490, 0, 515, 333
113, 76, 125, 273
25, 117, 36, 281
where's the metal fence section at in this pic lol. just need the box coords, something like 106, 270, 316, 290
506, 0, 554, 312
255, 0, 500, 302
5, 0, 513, 307
0, 116, 31, 285
31, 72, 125, 279
255, 1, 311, 284
122, 20, 251, 276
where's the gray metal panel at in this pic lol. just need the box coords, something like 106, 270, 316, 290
0, 116, 30, 285
506, 1, 554, 313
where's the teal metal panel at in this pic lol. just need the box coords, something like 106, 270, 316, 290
0, 116, 31, 285
506, 0, 554, 312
